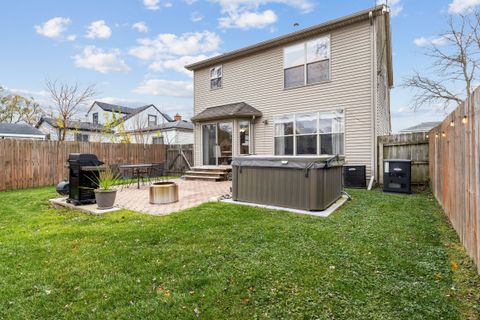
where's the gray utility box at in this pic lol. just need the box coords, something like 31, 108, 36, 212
232, 155, 344, 211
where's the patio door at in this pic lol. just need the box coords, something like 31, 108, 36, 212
202, 122, 233, 165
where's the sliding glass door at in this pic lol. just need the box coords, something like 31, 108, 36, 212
202, 124, 216, 165
202, 122, 233, 165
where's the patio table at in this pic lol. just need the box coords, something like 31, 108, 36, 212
119, 164, 153, 189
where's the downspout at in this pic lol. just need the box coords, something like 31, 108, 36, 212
370, 10, 378, 184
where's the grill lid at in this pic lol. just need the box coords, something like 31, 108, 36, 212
68, 153, 104, 166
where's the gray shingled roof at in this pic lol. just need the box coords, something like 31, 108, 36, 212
38, 117, 109, 132
400, 122, 441, 133
92, 101, 174, 123
191, 102, 262, 122
94, 101, 136, 114
0, 123, 45, 136
136, 120, 193, 132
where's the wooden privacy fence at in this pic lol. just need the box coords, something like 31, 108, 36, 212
166, 144, 193, 174
429, 89, 480, 272
0, 140, 166, 191
378, 132, 429, 184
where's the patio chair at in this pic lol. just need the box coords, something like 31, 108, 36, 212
120, 166, 135, 190
148, 162, 167, 183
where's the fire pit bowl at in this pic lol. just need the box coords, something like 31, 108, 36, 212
149, 181, 179, 204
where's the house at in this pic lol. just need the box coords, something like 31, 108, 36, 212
36, 117, 109, 142
0, 123, 46, 140
185, 5, 393, 181
400, 122, 441, 134
129, 114, 194, 145
37, 101, 193, 144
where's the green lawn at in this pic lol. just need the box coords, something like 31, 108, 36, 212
0, 187, 479, 319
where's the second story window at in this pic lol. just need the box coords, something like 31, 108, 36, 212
284, 35, 330, 88
148, 115, 157, 127
92, 112, 98, 124
210, 66, 222, 89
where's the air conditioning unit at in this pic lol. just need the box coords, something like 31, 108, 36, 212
383, 159, 411, 194
343, 165, 366, 188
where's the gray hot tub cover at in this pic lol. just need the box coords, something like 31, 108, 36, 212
231, 155, 345, 169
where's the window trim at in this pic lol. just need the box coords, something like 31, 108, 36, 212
148, 114, 158, 127
75, 133, 89, 142
239, 120, 251, 155
283, 35, 332, 89
92, 112, 98, 125
152, 136, 164, 145
210, 65, 223, 90
273, 108, 345, 156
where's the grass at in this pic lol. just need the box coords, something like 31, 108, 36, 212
0, 187, 479, 319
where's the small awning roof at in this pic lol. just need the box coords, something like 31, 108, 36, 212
191, 102, 262, 122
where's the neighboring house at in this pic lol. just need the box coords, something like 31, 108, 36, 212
36, 117, 108, 142
0, 123, 45, 140
36, 102, 193, 144
185, 5, 393, 180
399, 122, 441, 134
129, 114, 194, 145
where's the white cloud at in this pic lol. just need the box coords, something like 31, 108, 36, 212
85, 20, 112, 39
148, 53, 219, 76
129, 31, 221, 59
132, 21, 149, 33
34, 17, 71, 39
414, 36, 448, 47
211, 0, 313, 13
449, 0, 480, 13
210, 0, 312, 29
378, 0, 403, 17
133, 79, 193, 97
73, 46, 130, 73
219, 9, 277, 29
191, 11, 203, 22
185, 0, 197, 4
143, 0, 172, 10
67, 34, 77, 41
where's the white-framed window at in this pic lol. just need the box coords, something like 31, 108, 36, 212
239, 120, 251, 155
152, 136, 164, 144
284, 35, 331, 88
210, 66, 222, 89
148, 115, 157, 127
92, 112, 98, 124
274, 109, 344, 156
75, 133, 89, 142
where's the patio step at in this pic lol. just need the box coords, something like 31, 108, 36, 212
185, 170, 227, 176
182, 166, 231, 181
182, 175, 222, 181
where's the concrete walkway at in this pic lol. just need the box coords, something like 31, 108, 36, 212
115, 179, 231, 215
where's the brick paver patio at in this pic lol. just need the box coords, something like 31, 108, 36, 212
114, 179, 231, 215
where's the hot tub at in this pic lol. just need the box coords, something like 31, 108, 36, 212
232, 155, 344, 211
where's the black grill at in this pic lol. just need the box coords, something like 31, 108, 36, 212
383, 159, 411, 194
67, 153, 104, 205
343, 165, 366, 188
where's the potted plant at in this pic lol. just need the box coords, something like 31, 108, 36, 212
91, 166, 121, 209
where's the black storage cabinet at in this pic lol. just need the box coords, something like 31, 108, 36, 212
232, 156, 344, 211
67, 153, 104, 205
383, 159, 411, 194
343, 165, 366, 188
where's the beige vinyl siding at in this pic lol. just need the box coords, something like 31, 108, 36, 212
193, 20, 375, 176
375, 14, 391, 137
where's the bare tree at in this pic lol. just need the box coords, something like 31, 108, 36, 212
402, 12, 480, 111
45, 80, 95, 140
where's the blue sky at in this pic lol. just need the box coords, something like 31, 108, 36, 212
0, 0, 477, 131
